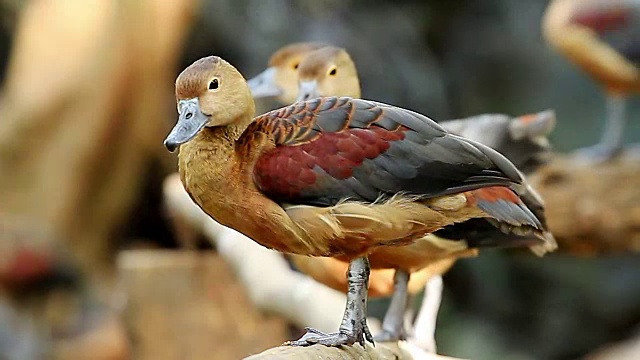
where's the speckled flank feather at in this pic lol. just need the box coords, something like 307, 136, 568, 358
283, 193, 487, 255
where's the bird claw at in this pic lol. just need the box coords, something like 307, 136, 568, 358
285, 321, 374, 347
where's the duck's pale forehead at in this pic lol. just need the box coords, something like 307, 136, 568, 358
176, 71, 208, 99
298, 61, 330, 79
268, 42, 328, 66
175, 57, 222, 99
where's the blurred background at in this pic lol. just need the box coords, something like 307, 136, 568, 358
1, 0, 640, 359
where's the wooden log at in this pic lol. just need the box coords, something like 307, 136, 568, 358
244, 342, 465, 360
530, 151, 640, 255
118, 250, 288, 360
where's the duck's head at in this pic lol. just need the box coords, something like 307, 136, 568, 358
246, 42, 328, 103
296, 46, 360, 102
164, 56, 253, 152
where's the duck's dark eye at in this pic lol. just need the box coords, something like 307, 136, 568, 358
209, 78, 219, 90
329, 68, 337, 76
293, 63, 299, 70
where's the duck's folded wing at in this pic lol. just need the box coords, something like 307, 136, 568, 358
244, 97, 525, 207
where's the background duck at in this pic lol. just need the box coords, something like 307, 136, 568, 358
164, 56, 555, 347
543, 0, 640, 161
246, 42, 328, 103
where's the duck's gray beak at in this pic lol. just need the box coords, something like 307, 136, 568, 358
164, 98, 209, 152
296, 80, 319, 102
247, 67, 283, 98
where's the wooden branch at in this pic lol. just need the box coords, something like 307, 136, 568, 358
244, 342, 465, 360
530, 151, 640, 255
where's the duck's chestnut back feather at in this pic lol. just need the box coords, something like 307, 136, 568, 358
246, 97, 526, 207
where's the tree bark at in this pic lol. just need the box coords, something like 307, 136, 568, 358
244, 342, 464, 360
530, 152, 640, 255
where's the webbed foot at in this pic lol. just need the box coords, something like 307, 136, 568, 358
286, 322, 373, 347
285, 256, 373, 347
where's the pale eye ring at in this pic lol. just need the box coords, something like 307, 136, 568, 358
209, 78, 219, 90
328, 67, 337, 76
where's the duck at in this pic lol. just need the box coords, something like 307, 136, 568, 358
246, 42, 328, 103
164, 56, 556, 347
250, 44, 557, 345
543, 0, 640, 160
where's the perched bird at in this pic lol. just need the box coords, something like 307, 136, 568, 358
164, 56, 556, 347
252, 44, 557, 345
543, 0, 640, 160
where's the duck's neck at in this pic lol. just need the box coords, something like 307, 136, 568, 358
177, 115, 252, 204
176, 114, 295, 249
